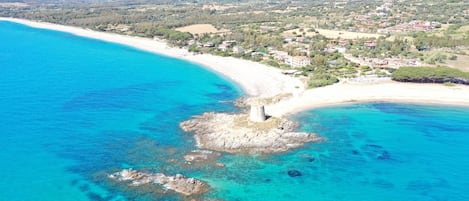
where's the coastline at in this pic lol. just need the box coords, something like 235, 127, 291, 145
267, 80, 469, 116
2, 17, 469, 116
0, 17, 303, 98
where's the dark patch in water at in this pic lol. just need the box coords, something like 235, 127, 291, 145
360, 144, 393, 161
86, 192, 113, 201
79, 184, 90, 192
407, 178, 449, 193
70, 179, 79, 186
407, 180, 433, 192
377, 151, 391, 160
366, 144, 383, 149
373, 103, 420, 115
205, 83, 238, 101
287, 170, 302, 177
352, 150, 360, 155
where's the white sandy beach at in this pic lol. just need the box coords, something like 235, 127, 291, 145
2, 17, 469, 117
267, 80, 469, 116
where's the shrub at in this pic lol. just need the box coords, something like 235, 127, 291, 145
307, 74, 339, 88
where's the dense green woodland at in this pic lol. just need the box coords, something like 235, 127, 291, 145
392, 67, 469, 85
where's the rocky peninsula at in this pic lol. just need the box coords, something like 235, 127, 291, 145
108, 169, 209, 196
180, 111, 321, 154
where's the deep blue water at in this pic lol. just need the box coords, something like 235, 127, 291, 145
1, 21, 469, 201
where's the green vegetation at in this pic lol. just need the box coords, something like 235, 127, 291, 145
392, 66, 469, 84
151, 28, 192, 46
414, 33, 469, 49
307, 73, 339, 88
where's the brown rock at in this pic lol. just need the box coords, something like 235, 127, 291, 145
180, 112, 321, 154
109, 169, 209, 196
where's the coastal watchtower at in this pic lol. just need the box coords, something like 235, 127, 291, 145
249, 104, 266, 122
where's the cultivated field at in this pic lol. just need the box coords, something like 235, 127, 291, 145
175, 24, 228, 35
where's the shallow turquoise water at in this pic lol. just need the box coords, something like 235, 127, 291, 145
0, 21, 241, 201
1, 21, 469, 201
213, 103, 469, 201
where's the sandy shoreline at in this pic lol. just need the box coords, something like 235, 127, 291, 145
2, 17, 469, 116
267, 80, 469, 116
0, 17, 303, 98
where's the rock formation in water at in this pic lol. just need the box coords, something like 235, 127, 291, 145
287, 170, 302, 177
108, 169, 209, 196
183, 149, 221, 162
183, 149, 225, 167
180, 112, 321, 154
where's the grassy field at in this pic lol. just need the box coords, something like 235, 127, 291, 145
175, 24, 229, 35
445, 54, 469, 72
387, 34, 414, 42
431, 24, 469, 38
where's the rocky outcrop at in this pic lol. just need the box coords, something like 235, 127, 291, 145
180, 112, 321, 154
108, 169, 209, 196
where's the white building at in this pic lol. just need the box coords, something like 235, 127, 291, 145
218, 44, 230, 51
270, 50, 289, 61
285, 56, 311, 68
232, 46, 244, 54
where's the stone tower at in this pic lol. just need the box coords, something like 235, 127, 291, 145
249, 104, 266, 122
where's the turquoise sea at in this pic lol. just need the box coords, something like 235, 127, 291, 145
1, 21, 469, 201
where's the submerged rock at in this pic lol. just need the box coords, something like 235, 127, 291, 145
180, 112, 321, 154
287, 170, 302, 177
108, 169, 209, 196
183, 149, 225, 168
366, 144, 383, 149
183, 150, 221, 163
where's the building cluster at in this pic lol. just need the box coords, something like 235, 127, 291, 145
188, 39, 247, 54
269, 50, 311, 68
344, 54, 419, 69
378, 20, 441, 34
